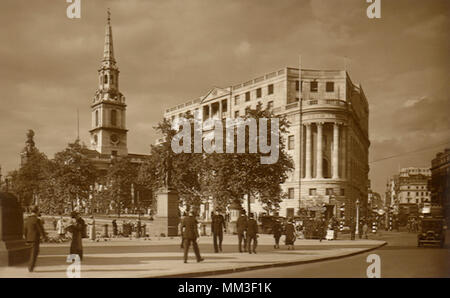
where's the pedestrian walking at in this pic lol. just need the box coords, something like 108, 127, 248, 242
285, 218, 296, 250
236, 210, 248, 252
181, 211, 204, 263
179, 212, 187, 249
272, 219, 282, 249
112, 219, 118, 237
350, 218, 356, 240
65, 211, 84, 261
319, 218, 326, 242
247, 213, 258, 254
363, 222, 369, 239
88, 216, 96, 241
52, 218, 57, 230
211, 210, 225, 253
23, 206, 46, 272
56, 215, 65, 240
137, 219, 142, 238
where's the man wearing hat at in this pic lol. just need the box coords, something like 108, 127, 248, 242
247, 213, 258, 254
236, 210, 248, 253
211, 209, 225, 253
23, 205, 46, 272
181, 210, 204, 263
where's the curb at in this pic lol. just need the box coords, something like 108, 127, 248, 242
148, 241, 387, 278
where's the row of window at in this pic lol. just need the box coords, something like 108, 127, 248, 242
406, 185, 427, 190
406, 192, 430, 196
286, 188, 345, 199
235, 84, 274, 105
233, 81, 335, 106
95, 109, 117, 127
101, 73, 115, 85
233, 101, 274, 118
406, 198, 429, 204
296, 81, 335, 93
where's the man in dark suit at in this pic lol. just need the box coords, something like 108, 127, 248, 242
247, 213, 258, 254
181, 211, 204, 263
272, 219, 282, 249
23, 206, 46, 272
211, 209, 225, 253
236, 210, 248, 252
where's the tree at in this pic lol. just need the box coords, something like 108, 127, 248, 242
8, 130, 52, 208
148, 114, 206, 212
203, 103, 294, 214
145, 104, 294, 216
105, 156, 139, 217
52, 139, 98, 213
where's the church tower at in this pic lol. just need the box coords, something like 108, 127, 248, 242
90, 10, 128, 156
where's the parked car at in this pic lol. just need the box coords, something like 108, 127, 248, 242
417, 218, 445, 248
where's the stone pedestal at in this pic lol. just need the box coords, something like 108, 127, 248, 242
153, 188, 179, 237
0, 192, 30, 266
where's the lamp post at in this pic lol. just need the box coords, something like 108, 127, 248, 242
355, 199, 360, 237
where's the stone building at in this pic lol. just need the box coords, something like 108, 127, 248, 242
430, 149, 450, 223
164, 65, 370, 222
396, 168, 431, 205
386, 167, 431, 224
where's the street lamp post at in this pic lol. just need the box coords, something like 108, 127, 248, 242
355, 199, 360, 237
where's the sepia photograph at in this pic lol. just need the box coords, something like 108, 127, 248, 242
0, 0, 448, 287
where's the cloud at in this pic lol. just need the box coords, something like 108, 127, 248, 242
234, 41, 251, 57
0, 0, 448, 198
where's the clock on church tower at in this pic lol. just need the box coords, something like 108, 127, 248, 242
89, 11, 128, 156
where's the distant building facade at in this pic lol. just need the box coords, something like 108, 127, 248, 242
386, 167, 431, 224
430, 148, 450, 222
396, 168, 431, 205
164, 66, 370, 221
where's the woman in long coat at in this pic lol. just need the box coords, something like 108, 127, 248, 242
285, 219, 296, 250
66, 212, 84, 261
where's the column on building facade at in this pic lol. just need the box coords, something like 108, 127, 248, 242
316, 122, 323, 179
332, 122, 340, 179
342, 125, 347, 179
219, 100, 223, 118
208, 103, 212, 119
305, 123, 312, 179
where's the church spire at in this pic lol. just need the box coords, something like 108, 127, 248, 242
90, 9, 128, 156
102, 8, 115, 67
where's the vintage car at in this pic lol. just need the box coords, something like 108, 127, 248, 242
417, 218, 445, 248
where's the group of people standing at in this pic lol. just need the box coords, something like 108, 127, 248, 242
23, 206, 86, 272
236, 210, 259, 254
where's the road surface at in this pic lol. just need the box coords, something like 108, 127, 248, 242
209, 231, 450, 278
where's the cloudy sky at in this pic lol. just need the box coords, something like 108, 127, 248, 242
0, 0, 449, 196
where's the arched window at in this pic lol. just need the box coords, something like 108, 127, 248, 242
104, 74, 108, 84
111, 110, 117, 126
110, 74, 114, 85
95, 110, 99, 127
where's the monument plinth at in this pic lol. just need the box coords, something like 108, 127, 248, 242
0, 192, 30, 266
152, 187, 179, 237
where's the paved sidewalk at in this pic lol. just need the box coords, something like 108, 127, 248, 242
0, 235, 385, 278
